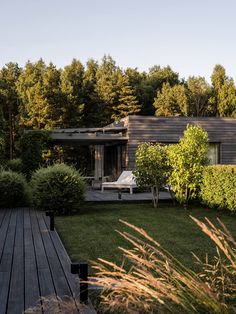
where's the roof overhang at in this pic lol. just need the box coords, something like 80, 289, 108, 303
49, 127, 128, 145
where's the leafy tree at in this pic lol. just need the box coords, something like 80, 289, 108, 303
187, 76, 216, 116
168, 125, 209, 207
60, 59, 85, 127
0, 63, 21, 158
130, 65, 180, 116
134, 143, 169, 207
148, 65, 180, 89
153, 82, 188, 116
217, 80, 236, 117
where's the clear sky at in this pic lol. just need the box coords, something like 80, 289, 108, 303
1, 0, 236, 81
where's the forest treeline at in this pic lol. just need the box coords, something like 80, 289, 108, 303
0, 55, 236, 158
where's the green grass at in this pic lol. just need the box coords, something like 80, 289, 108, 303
55, 203, 236, 274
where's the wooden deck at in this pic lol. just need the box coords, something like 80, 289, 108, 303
85, 189, 172, 202
0, 208, 95, 314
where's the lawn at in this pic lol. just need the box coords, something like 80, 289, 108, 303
55, 203, 236, 275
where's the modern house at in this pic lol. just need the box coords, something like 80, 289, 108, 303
50, 116, 236, 180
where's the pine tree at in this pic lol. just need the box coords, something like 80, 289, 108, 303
211, 65, 236, 117
82, 59, 102, 127
17, 59, 46, 129
0, 63, 21, 158
95, 55, 119, 124
112, 72, 141, 120
60, 59, 85, 127
17, 60, 63, 129
187, 76, 216, 116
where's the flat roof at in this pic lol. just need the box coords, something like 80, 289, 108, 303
50, 127, 128, 145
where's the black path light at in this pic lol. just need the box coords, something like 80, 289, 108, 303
46, 211, 55, 231
71, 262, 88, 304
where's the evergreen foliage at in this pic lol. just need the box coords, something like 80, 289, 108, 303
30, 163, 85, 214
60, 59, 85, 127
20, 131, 51, 178
6, 158, 23, 173
0, 57, 235, 167
0, 63, 21, 159
112, 72, 141, 120
16, 60, 63, 129
211, 65, 236, 117
0, 170, 30, 207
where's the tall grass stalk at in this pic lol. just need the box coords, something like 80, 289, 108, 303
90, 218, 236, 314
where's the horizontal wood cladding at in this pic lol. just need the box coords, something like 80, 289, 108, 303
125, 116, 236, 167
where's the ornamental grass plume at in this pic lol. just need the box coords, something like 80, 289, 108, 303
90, 219, 236, 314
24, 295, 91, 314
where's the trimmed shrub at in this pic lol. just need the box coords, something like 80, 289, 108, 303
200, 165, 236, 212
6, 158, 23, 173
31, 163, 85, 214
0, 170, 30, 208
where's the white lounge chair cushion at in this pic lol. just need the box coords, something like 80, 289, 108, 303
102, 171, 137, 189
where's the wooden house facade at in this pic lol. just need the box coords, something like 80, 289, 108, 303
122, 116, 236, 170
50, 116, 236, 179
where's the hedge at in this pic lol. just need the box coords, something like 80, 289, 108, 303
200, 165, 236, 212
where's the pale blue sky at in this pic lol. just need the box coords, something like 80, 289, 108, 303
1, 0, 236, 81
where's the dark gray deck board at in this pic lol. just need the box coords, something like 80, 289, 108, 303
0, 210, 17, 314
36, 211, 77, 313
0, 209, 6, 227
0, 208, 95, 314
8, 209, 24, 314
24, 208, 41, 311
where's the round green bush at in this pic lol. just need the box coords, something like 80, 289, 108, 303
30, 163, 86, 214
0, 170, 30, 208
6, 158, 23, 173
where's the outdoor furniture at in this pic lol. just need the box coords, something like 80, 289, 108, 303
101, 170, 137, 194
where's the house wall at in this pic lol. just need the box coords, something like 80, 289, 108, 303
125, 116, 236, 169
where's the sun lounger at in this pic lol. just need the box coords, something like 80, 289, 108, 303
101, 171, 137, 194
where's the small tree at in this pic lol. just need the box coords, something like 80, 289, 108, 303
168, 125, 209, 207
134, 143, 169, 207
